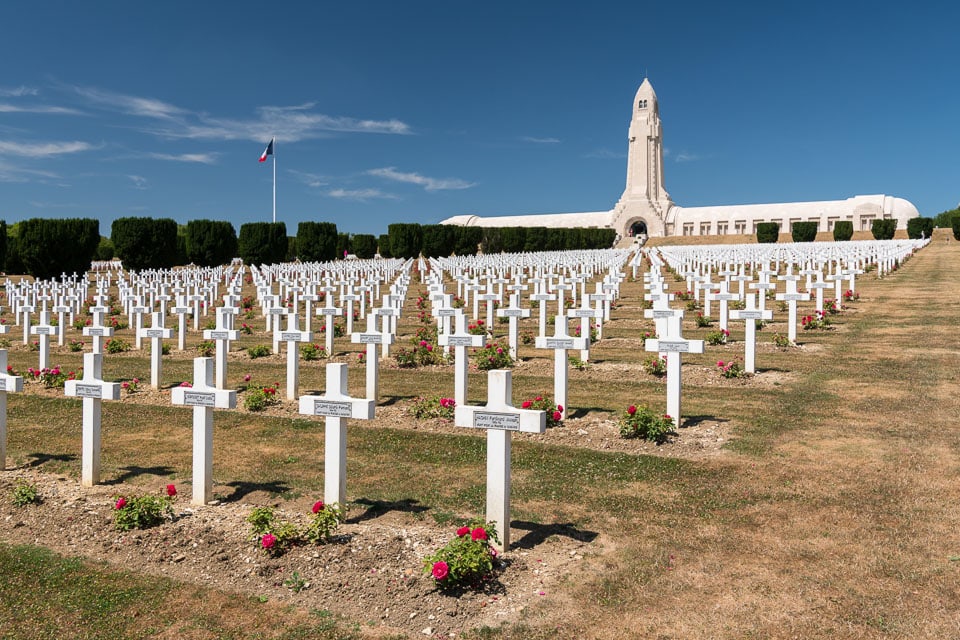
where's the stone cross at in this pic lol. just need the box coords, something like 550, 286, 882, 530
478, 284, 500, 334
729, 294, 773, 373
202, 308, 240, 389
496, 293, 530, 360
372, 306, 399, 358
19, 302, 34, 346
775, 270, 810, 342
808, 272, 832, 314
709, 280, 739, 332
30, 310, 57, 371
64, 353, 121, 487
316, 298, 343, 355
644, 316, 704, 426
529, 284, 556, 338
53, 297, 71, 346
130, 301, 151, 350
438, 311, 484, 406
567, 299, 601, 362
298, 363, 375, 508
278, 313, 312, 400
170, 358, 237, 506
454, 369, 546, 551
431, 294, 458, 356
0, 350, 24, 470
534, 316, 587, 419
83, 303, 114, 355
643, 305, 684, 359
350, 312, 394, 401
172, 296, 193, 351
138, 312, 174, 389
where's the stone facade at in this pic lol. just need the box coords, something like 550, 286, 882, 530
441, 80, 919, 238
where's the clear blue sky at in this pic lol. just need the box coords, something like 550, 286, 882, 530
2, 1, 957, 237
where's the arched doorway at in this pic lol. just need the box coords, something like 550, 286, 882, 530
628, 220, 648, 238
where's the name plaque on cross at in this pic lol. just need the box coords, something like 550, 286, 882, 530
736, 311, 764, 319
357, 333, 384, 344
650, 309, 678, 319
75, 383, 104, 399
143, 329, 168, 338
588, 294, 607, 302
208, 331, 231, 340
281, 332, 304, 341
374, 308, 398, 317
446, 335, 477, 347
86, 328, 107, 336
779, 293, 806, 301
652, 340, 690, 352
309, 400, 353, 417
571, 309, 596, 318
436, 308, 458, 317
183, 391, 216, 407
32, 327, 56, 335
544, 338, 575, 349
473, 411, 522, 431
500, 309, 526, 317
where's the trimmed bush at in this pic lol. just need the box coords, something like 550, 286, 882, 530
791, 221, 818, 243
421, 225, 455, 258
871, 218, 896, 240
387, 223, 422, 259
351, 234, 377, 259
185, 220, 237, 267
500, 227, 527, 253
17, 218, 100, 280
932, 207, 960, 228
453, 227, 482, 256
111, 217, 179, 270
94, 236, 114, 261
377, 234, 392, 258
238, 222, 287, 265
336, 232, 351, 259
906, 217, 934, 240
833, 220, 853, 241
481, 227, 503, 254
756, 222, 779, 244
953, 218, 960, 241
296, 221, 337, 262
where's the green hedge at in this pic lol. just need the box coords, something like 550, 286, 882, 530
932, 207, 960, 228
953, 218, 960, 241
238, 222, 287, 265
351, 234, 377, 259
906, 217, 934, 239
377, 234, 392, 258
871, 219, 897, 240
756, 222, 779, 244
185, 220, 237, 267
791, 221, 818, 243
296, 221, 337, 262
111, 217, 179, 270
387, 223, 423, 259
421, 224, 456, 258
16, 218, 100, 280
833, 221, 853, 241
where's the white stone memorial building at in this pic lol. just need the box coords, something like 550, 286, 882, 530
441, 80, 919, 239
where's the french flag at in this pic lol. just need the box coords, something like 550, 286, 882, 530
259, 138, 274, 162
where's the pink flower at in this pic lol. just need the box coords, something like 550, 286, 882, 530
419, 340, 428, 347
432, 560, 449, 580
496, 348, 503, 355
471, 527, 488, 541
522, 400, 532, 409
121, 382, 129, 389
717, 361, 724, 368
180, 381, 192, 388
489, 547, 498, 558
244, 374, 251, 382
535, 396, 542, 402
312, 500, 325, 514
166, 484, 177, 497
627, 405, 637, 415
261, 533, 277, 549
426, 344, 433, 351
456, 526, 470, 537
556, 405, 563, 413
115, 497, 126, 510
552, 411, 562, 422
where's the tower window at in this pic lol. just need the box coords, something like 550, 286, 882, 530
638, 99, 648, 109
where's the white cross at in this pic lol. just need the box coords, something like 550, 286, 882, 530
53, 297, 71, 347
0, 350, 24, 470
350, 312, 395, 401
775, 269, 810, 343
644, 316, 704, 425
708, 280, 739, 332
30, 310, 57, 371
567, 298, 601, 362
172, 296, 193, 351
315, 298, 343, 355
202, 308, 240, 389
138, 312, 174, 389
19, 303, 34, 346
454, 369, 546, 551
529, 284, 556, 338
729, 294, 774, 373
808, 272, 832, 313
171, 357, 237, 506
278, 313, 312, 400
129, 301, 150, 350
298, 363, 375, 508
496, 293, 530, 360
438, 311, 484, 406
64, 353, 121, 487
534, 316, 587, 419
83, 304, 114, 355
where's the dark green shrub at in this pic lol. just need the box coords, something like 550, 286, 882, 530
351, 234, 377, 259
335, 232, 351, 259
953, 218, 960, 241
377, 234, 392, 258
523, 227, 549, 252
833, 220, 853, 241
932, 207, 960, 228
111, 217, 178, 270
453, 227, 482, 256
17, 218, 100, 280
906, 217, 934, 239
481, 227, 503, 253
500, 227, 527, 253
0, 220, 7, 271
790, 221, 818, 243
756, 222, 779, 244
871, 218, 896, 240
185, 220, 237, 267
238, 222, 287, 265
94, 237, 114, 260
387, 223, 422, 258
296, 221, 337, 262
421, 224, 455, 258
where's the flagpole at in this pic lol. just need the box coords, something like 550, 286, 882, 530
272, 138, 276, 223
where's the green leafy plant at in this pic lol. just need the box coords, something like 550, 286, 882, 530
283, 571, 308, 593
104, 338, 132, 354
68, 339, 85, 352
26, 366, 77, 388
801, 311, 831, 331
467, 319, 489, 336
114, 484, 178, 531
520, 395, 563, 427
12, 479, 40, 507
423, 520, 502, 591
473, 341, 514, 371
411, 396, 456, 420
568, 356, 588, 371
303, 500, 346, 545
643, 355, 667, 377
773, 333, 793, 349
695, 313, 712, 328
394, 339, 444, 368
300, 343, 328, 361
247, 507, 300, 557
196, 340, 215, 357
617, 405, 675, 443
120, 378, 141, 394
716, 359, 747, 379
705, 329, 730, 345
247, 344, 271, 359
244, 384, 281, 411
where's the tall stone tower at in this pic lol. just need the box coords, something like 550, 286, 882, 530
610, 79, 675, 237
